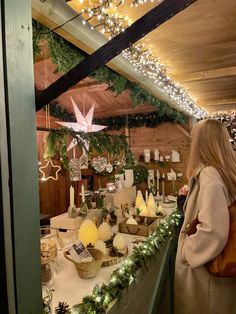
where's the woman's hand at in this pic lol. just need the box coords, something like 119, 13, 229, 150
179, 184, 189, 196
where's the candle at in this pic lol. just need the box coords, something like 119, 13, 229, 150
70, 185, 75, 208
156, 169, 160, 191
145, 190, 148, 204
162, 173, 165, 203
81, 184, 85, 203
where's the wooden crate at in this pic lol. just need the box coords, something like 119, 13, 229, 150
118, 216, 161, 237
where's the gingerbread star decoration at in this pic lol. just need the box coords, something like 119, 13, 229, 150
56, 97, 107, 152
39, 159, 61, 181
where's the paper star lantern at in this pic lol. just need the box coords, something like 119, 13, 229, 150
56, 97, 107, 151
39, 159, 61, 181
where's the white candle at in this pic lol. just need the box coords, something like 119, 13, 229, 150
81, 184, 85, 203
162, 173, 165, 203
70, 185, 74, 208
156, 169, 160, 191
145, 190, 148, 204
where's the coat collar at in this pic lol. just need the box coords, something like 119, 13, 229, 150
183, 164, 206, 212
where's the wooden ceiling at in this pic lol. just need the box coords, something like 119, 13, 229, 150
34, 0, 236, 117
34, 58, 155, 118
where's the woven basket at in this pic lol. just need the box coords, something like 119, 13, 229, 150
64, 248, 104, 279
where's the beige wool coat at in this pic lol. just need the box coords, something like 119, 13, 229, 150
174, 166, 236, 314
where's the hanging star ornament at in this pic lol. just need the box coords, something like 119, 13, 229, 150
39, 159, 61, 181
56, 97, 107, 151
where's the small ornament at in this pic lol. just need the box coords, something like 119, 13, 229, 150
106, 182, 116, 193
39, 159, 61, 181
92, 156, 108, 173
144, 149, 151, 163
95, 240, 107, 255
113, 234, 126, 252
68, 157, 81, 181
78, 219, 98, 246
126, 217, 138, 225
79, 147, 89, 170
159, 155, 164, 162
98, 222, 112, 241
56, 97, 107, 152
80, 202, 88, 216
165, 155, 171, 162
171, 150, 180, 162
154, 149, 159, 161
106, 156, 113, 173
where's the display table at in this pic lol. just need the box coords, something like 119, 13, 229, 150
48, 207, 176, 312
50, 231, 145, 310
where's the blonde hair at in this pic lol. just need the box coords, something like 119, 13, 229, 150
187, 119, 236, 198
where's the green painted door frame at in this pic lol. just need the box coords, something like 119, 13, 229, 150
0, 0, 42, 313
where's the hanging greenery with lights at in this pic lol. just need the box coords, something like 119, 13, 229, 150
33, 20, 187, 124
43, 127, 149, 184
55, 209, 183, 314
48, 101, 185, 130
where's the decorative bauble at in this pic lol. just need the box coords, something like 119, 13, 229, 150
113, 234, 126, 252
97, 222, 112, 241
95, 240, 107, 256
126, 217, 138, 225
78, 219, 98, 246
106, 182, 116, 193
92, 156, 107, 173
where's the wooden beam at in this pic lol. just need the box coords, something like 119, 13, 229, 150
204, 98, 236, 106
175, 124, 191, 139
35, 0, 197, 111
175, 66, 236, 83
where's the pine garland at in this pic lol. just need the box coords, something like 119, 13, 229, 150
33, 20, 187, 125
68, 209, 183, 313
47, 102, 184, 131
43, 128, 149, 183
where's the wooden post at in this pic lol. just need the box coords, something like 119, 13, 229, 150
0, 0, 42, 312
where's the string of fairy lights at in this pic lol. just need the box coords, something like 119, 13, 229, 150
68, 0, 208, 119
210, 111, 236, 148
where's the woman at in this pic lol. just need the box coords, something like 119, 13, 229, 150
174, 119, 236, 314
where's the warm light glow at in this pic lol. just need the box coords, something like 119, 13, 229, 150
67, 0, 207, 119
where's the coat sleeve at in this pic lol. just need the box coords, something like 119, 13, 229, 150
182, 167, 230, 268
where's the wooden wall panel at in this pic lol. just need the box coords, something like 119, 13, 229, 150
129, 123, 190, 195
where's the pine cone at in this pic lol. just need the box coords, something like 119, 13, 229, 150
55, 301, 70, 314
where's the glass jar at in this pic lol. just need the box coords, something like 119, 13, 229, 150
40, 227, 58, 287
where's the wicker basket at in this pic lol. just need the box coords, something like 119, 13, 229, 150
64, 248, 104, 279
